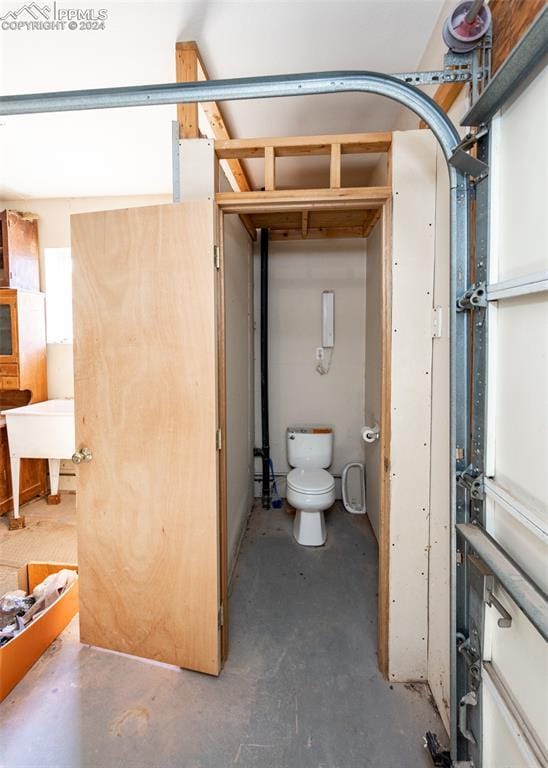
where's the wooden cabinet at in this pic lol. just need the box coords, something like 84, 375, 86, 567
0, 210, 40, 292
0, 289, 47, 399
0, 288, 48, 516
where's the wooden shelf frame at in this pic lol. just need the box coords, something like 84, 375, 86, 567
216, 185, 390, 240
215, 131, 392, 193
215, 131, 391, 240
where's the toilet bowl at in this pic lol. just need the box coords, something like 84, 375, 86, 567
286, 427, 335, 547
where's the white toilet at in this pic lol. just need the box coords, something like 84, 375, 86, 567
286, 426, 336, 546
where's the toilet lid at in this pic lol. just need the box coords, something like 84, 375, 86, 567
287, 468, 335, 494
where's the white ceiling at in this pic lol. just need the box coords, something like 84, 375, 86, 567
0, 0, 446, 199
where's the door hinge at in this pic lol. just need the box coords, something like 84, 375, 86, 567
457, 465, 484, 500
432, 306, 443, 338
218, 603, 224, 628
216, 428, 222, 451
214, 245, 221, 270
457, 282, 487, 311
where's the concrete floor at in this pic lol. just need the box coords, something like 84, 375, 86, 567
0, 500, 444, 768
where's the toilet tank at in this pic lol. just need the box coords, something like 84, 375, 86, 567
287, 427, 333, 468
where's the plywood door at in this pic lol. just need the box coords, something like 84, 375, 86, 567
71, 202, 221, 675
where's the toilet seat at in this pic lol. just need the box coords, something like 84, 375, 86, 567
287, 467, 335, 495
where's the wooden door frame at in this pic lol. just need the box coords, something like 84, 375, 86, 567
217, 195, 393, 674
217, 209, 229, 662
377, 198, 392, 677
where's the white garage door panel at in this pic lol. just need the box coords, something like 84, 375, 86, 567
493, 294, 548, 511
478, 58, 548, 768
495, 66, 547, 281
485, 589, 548, 751
485, 495, 548, 593
483, 680, 539, 768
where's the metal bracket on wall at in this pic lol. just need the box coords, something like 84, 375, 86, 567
456, 631, 482, 746
449, 129, 490, 180
457, 465, 484, 500
457, 282, 487, 312
393, 69, 473, 86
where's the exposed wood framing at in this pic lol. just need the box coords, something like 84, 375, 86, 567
175, 42, 256, 240
270, 227, 365, 241
330, 143, 342, 189
264, 146, 276, 191
489, 0, 545, 73
216, 186, 391, 215
219, 194, 385, 241
420, 0, 544, 127
215, 131, 392, 159
175, 44, 199, 139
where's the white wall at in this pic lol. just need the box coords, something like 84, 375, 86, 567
224, 213, 254, 573
387, 130, 438, 683
254, 238, 366, 497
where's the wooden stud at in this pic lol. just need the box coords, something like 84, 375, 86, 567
8, 515, 25, 530
301, 211, 309, 238
330, 143, 341, 189
47, 493, 61, 505
176, 42, 256, 241
264, 146, 276, 191
175, 43, 199, 139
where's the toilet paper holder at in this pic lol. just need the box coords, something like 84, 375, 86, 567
361, 425, 380, 443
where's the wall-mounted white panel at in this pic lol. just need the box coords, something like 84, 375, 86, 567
495, 65, 548, 281
493, 294, 548, 513
388, 130, 437, 681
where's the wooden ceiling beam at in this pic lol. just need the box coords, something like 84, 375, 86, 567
175, 41, 256, 240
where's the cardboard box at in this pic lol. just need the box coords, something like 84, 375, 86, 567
0, 562, 78, 702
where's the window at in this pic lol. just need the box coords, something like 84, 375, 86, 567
44, 247, 73, 343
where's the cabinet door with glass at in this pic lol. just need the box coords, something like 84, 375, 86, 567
0, 291, 18, 366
